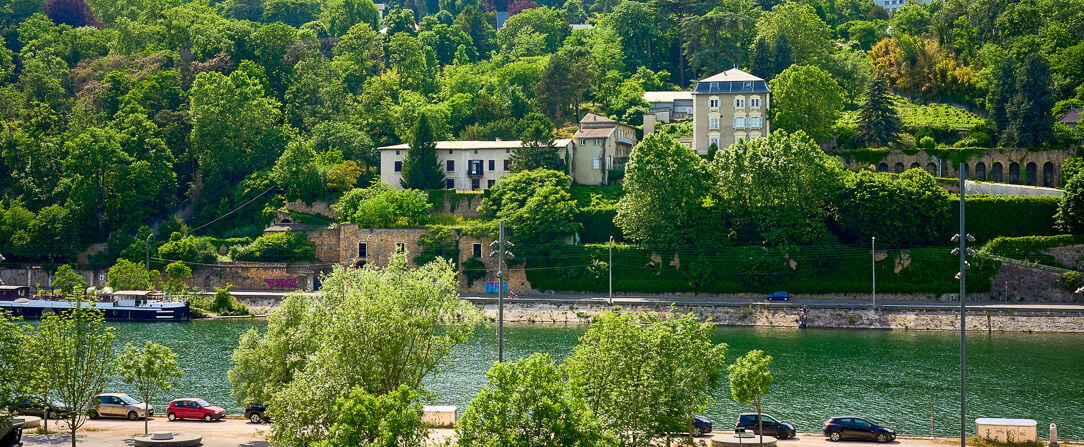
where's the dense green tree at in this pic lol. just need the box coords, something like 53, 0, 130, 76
262, 0, 319, 27
833, 169, 950, 245
825, 49, 874, 106
386, 33, 438, 94
536, 47, 592, 123
497, 6, 568, 56
162, 261, 193, 293
250, 22, 299, 95
51, 264, 87, 295
712, 131, 847, 245
419, 23, 476, 66
768, 65, 843, 142
755, 3, 831, 65
400, 114, 445, 189
564, 311, 728, 447
384, 6, 416, 36
116, 341, 183, 434
285, 56, 349, 131
615, 133, 710, 246
106, 258, 155, 290
457, 353, 615, 447
729, 350, 773, 447
272, 139, 324, 203
333, 185, 431, 227
155, 233, 218, 264
855, 76, 901, 148
324, 0, 379, 36
13, 205, 79, 262
312, 385, 427, 447
1003, 53, 1056, 148
511, 113, 558, 171
682, 5, 758, 80
332, 22, 384, 93
229, 256, 482, 446
0, 310, 33, 412
479, 169, 579, 244
230, 230, 315, 262
1055, 174, 1084, 233
600, 1, 668, 74
986, 55, 1016, 141
38, 301, 114, 447
61, 127, 131, 234
454, 5, 497, 58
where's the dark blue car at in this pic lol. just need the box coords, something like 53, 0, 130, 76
823, 416, 896, 442
768, 291, 790, 301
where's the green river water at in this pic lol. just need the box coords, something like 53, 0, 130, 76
102, 320, 1083, 439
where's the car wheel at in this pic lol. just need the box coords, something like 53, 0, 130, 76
877, 433, 889, 443
830, 431, 842, 442
167, 412, 177, 421
88, 410, 98, 419
203, 414, 212, 422
249, 413, 263, 424
127, 411, 139, 421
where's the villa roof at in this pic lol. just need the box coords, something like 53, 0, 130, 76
379, 140, 525, 150
643, 91, 693, 103
1059, 108, 1082, 124
573, 127, 617, 139
693, 69, 770, 95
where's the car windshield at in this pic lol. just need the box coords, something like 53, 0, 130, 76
196, 399, 211, 407
119, 395, 140, 404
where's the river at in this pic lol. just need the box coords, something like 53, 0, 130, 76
102, 320, 1083, 439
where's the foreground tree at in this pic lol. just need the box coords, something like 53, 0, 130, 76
855, 76, 901, 148
312, 385, 426, 447
479, 170, 580, 245
1055, 174, 1084, 233
229, 254, 482, 446
0, 311, 33, 418
834, 169, 950, 245
38, 301, 115, 447
116, 342, 183, 434
615, 133, 711, 246
458, 353, 614, 447
563, 311, 728, 447
729, 350, 773, 447
768, 65, 844, 143
106, 259, 154, 290
400, 114, 446, 189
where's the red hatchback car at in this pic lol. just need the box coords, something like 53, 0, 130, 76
166, 398, 226, 422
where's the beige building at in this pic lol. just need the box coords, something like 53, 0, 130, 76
691, 69, 771, 154
643, 91, 694, 123
571, 113, 638, 185
379, 140, 575, 191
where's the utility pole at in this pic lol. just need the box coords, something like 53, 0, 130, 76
145, 233, 155, 271
951, 163, 976, 447
608, 236, 613, 305
490, 221, 514, 363
871, 236, 876, 310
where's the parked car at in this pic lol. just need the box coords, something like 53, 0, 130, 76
736, 413, 797, 439
823, 416, 896, 442
768, 291, 790, 301
14, 397, 69, 419
88, 393, 153, 420
244, 403, 269, 424
166, 398, 225, 422
0, 417, 24, 447
690, 415, 714, 437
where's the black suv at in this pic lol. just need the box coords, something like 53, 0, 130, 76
690, 415, 713, 437
14, 397, 69, 419
822, 416, 895, 443
736, 413, 796, 439
245, 403, 270, 424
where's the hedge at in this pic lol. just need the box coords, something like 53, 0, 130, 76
525, 244, 999, 294
952, 195, 1059, 242
980, 234, 1084, 269
577, 207, 622, 244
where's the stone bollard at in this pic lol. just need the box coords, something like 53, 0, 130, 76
1049, 423, 1058, 447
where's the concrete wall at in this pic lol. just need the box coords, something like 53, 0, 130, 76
285, 200, 338, 219
189, 263, 330, 291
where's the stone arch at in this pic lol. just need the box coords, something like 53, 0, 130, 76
992, 162, 1004, 182
975, 162, 987, 180
911, 162, 921, 170
1026, 162, 1037, 185
926, 162, 938, 176
894, 162, 905, 173
877, 163, 889, 172
1009, 162, 1020, 183
1043, 162, 1055, 187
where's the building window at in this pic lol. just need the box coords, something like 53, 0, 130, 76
394, 161, 402, 172
592, 158, 601, 170
594, 139, 600, 145
505, 148, 511, 153
709, 137, 719, 147
747, 117, 762, 128
471, 178, 480, 190
750, 98, 761, 107
503, 160, 511, 170
734, 98, 745, 107
446, 160, 455, 171
472, 243, 482, 257
448, 149, 453, 154
473, 149, 478, 154
396, 242, 405, 253
733, 117, 746, 129
580, 139, 587, 145
358, 242, 367, 258
709, 117, 719, 130
469, 160, 484, 175
445, 179, 454, 189
487, 179, 495, 188
488, 160, 495, 171
708, 98, 719, 108
395, 150, 400, 155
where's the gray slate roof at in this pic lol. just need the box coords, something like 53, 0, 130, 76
692, 69, 770, 95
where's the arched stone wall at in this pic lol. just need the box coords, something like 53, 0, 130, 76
835, 148, 1072, 186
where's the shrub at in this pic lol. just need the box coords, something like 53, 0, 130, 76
334, 185, 431, 227
576, 207, 621, 244
156, 233, 218, 264
954, 196, 1059, 242
980, 234, 1084, 269
209, 285, 249, 316
919, 136, 935, 149
230, 231, 315, 262
1057, 271, 1082, 292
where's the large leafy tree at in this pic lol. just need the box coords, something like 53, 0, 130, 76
479, 169, 580, 245
333, 184, 431, 227
986, 55, 1016, 141
38, 301, 115, 447
497, 6, 568, 56
116, 341, 183, 434
614, 133, 710, 246
457, 353, 615, 447
399, 114, 445, 189
834, 169, 951, 246
1055, 173, 1084, 233
229, 256, 482, 446
536, 46, 593, 123
768, 65, 843, 143
106, 258, 155, 290
454, 5, 496, 58
1003, 53, 1056, 148
324, 0, 379, 36
754, 2, 831, 66
729, 350, 773, 447
313, 385, 427, 447
511, 113, 558, 172
563, 311, 728, 447
0, 311, 33, 414
61, 127, 131, 234
712, 131, 846, 245
855, 76, 901, 148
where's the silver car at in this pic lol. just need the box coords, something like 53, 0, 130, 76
89, 393, 154, 420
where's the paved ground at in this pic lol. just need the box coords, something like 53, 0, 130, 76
22, 419, 1077, 447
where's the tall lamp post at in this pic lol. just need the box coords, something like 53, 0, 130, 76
871, 236, 876, 309
951, 163, 976, 447
145, 233, 155, 271
490, 221, 514, 363
608, 236, 613, 305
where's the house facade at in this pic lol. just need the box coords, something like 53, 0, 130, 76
571, 113, 638, 185
379, 140, 575, 191
691, 69, 771, 154
643, 91, 694, 123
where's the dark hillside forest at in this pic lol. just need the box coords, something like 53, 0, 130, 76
0, 0, 1082, 264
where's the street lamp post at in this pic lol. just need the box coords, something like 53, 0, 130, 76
145, 233, 155, 271
608, 236, 613, 305
951, 163, 976, 447
871, 236, 876, 310
489, 220, 514, 363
